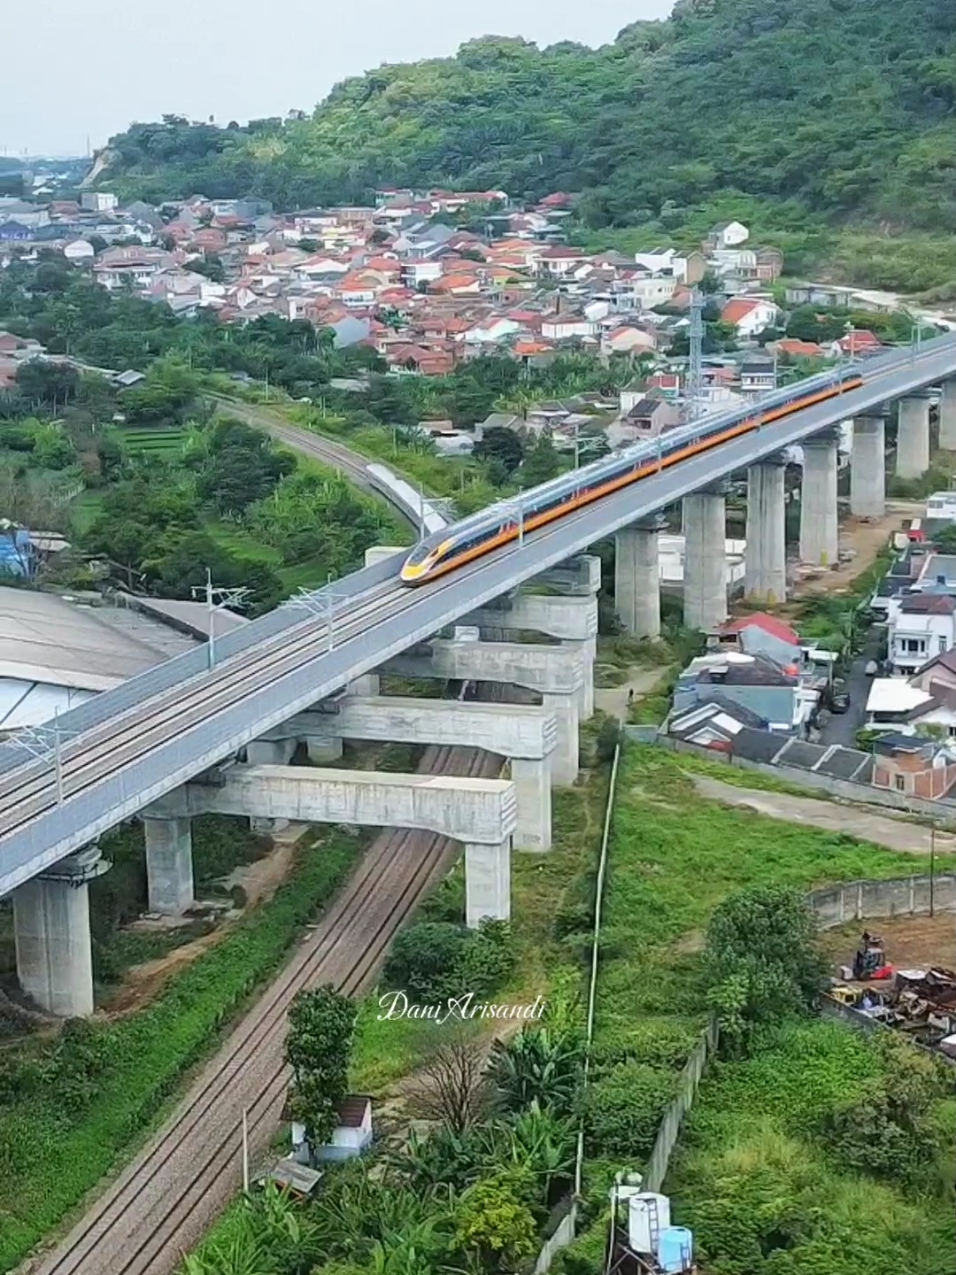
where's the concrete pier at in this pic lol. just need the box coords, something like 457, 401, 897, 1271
465, 592, 598, 721
13, 847, 106, 1017
245, 736, 296, 832
192, 766, 516, 924
939, 381, 956, 451
143, 814, 194, 915
850, 415, 886, 518
896, 395, 931, 479
293, 696, 557, 849
800, 434, 839, 566
615, 519, 663, 639
682, 489, 728, 631
465, 841, 511, 926
383, 640, 584, 785
540, 691, 579, 786
745, 461, 786, 604
535, 554, 602, 597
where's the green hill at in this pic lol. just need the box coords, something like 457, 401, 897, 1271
102, 0, 956, 284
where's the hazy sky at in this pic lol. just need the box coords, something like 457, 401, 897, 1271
2, 1, 674, 157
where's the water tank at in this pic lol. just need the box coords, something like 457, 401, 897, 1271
627, 1192, 671, 1254
657, 1226, 694, 1273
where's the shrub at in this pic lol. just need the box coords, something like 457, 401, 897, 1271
585, 1062, 675, 1160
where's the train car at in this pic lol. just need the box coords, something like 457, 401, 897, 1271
400, 367, 863, 586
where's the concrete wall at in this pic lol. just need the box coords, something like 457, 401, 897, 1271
807, 874, 956, 928
533, 1200, 579, 1275
644, 1017, 719, 1192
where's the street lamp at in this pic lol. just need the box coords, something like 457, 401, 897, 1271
911, 323, 923, 363
502, 500, 525, 549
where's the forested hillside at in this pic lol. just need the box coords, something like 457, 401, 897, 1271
102, 0, 955, 234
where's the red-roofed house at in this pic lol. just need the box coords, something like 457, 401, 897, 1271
770, 337, 825, 358
720, 297, 778, 338
832, 330, 883, 357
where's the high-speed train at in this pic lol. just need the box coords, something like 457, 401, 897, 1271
400, 366, 863, 585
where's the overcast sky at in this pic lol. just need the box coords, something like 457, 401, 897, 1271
2, 1, 674, 157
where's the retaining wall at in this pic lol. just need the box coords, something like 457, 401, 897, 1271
808, 875, 956, 927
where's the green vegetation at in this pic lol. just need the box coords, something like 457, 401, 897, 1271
554, 743, 956, 1275
286, 986, 358, 1146
0, 829, 362, 1274
670, 1023, 954, 1275
101, 0, 955, 287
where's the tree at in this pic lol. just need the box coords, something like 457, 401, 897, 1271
407, 1040, 492, 1133
285, 985, 357, 1148
383, 921, 470, 1001
454, 1169, 538, 1271
705, 885, 827, 1057
488, 1026, 583, 1118
519, 432, 561, 489
15, 359, 79, 410
474, 426, 524, 475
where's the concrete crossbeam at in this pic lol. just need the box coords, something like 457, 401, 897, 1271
896, 395, 931, 479
465, 593, 597, 642
799, 434, 839, 566
382, 641, 583, 784
383, 639, 585, 697
682, 490, 728, 631
615, 522, 662, 639
850, 415, 886, 518
293, 698, 557, 761
940, 380, 956, 451
295, 697, 556, 848
193, 766, 518, 849
745, 461, 787, 604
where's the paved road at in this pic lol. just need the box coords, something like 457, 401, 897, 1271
818, 632, 881, 748
689, 775, 955, 856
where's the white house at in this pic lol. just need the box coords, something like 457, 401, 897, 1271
709, 221, 750, 250
541, 313, 598, 341
290, 1095, 373, 1165
462, 316, 521, 346
886, 594, 956, 675
720, 297, 778, 339
63, 239, 95, 264
629, 276, 678, 309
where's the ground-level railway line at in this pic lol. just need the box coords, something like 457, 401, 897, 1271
32, 741, 498, 1275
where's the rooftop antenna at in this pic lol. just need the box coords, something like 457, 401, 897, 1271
686, 286, 704, 422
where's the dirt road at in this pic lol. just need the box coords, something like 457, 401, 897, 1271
689, 774, 956, 856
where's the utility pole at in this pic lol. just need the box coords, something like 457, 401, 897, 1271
280, 586, 346, 651
192, 570, 250, 670
686, 286, 704, 423
15, 708, 77, 805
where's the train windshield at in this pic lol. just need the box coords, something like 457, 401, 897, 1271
403, 537, 444, 566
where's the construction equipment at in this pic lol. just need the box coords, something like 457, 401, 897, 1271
852, 931, 893, 981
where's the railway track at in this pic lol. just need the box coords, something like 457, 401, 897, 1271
31, 741, 501, 1275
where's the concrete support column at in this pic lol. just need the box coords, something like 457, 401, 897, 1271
896, 395, 931, 479
541, 691, 579, 785
682, 490, 728, 631
939, 381, 956, 451
615, 522, 662, 639
800, 434, 839, 566
143, 816, 194, 914
14, 860, 96, 1017
563, 636, 595, 721
511, 757, 551, 851
850, 415, 886, 518
306, 734, 344, 764
745, 461, 787, 604
464, 840, 511, 927
348, 674, 379, 698
245, 737, 296, 832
